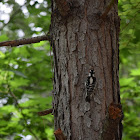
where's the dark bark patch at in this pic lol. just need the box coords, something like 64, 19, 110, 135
101, 102, 123, 140
54, 128, 66, 140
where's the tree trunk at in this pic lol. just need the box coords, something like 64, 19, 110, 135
50, 0, 122, 140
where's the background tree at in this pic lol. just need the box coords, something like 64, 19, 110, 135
0, 0, 140, 140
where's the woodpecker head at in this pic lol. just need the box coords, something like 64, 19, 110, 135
89, 69, 95, 77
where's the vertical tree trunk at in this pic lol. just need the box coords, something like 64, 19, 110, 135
50, 0, 122, 140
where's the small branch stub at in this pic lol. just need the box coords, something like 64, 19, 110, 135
38, 108, 53, 116
109, 103, 122, 120
101, 102, 123, 140
0, 34, 50, 47
54, 128, 66, 140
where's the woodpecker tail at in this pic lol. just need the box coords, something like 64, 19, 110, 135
85, 95, 90, 102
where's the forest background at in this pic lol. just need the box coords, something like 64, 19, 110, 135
0, 0, 140, 140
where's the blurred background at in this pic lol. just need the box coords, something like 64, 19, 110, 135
0, 0, 139, 139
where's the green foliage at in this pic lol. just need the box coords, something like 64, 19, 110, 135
0, 41, 54, 139
0, 0, 54, 139
119, 0, 140, 139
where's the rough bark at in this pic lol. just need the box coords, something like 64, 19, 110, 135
50, 0, 122, 140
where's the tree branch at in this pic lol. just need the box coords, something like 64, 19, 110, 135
0, 34, 50, 47
101, 102, 123, 140
38, 108, 53, 116
54, 128, 66, 140
101, 0, 115, 20
55, 0, 70, 17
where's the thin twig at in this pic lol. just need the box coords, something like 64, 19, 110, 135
101, 0, 115, 20
121, 11, 139, 32
38, 108, 53, 116
7, 86, 39, 140
0, 34, 50, 47
8, 87, 19, 105
27, 127, 39, 140
120, 1, 140, 32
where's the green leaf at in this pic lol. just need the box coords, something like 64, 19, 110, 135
120, 77, 135, 87
130, 69, 140, 76
10, 78, 29, 88
0, 34, 8, 42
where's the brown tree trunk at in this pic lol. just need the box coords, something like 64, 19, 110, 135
50, 0, 122, 140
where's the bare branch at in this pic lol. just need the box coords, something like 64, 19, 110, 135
121, 10, 139, 32
9, 89, 19, 105
38, 108, 53, 116
55, 0, 70, 17
54, 128, 66, 140
0, 34, 50, 47
101, 0, 115, 20
6, 77, 19, 106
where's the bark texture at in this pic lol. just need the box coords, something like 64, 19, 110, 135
50, 0, 121, 139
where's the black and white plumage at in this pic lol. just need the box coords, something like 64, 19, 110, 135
85, 69, 96, 102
